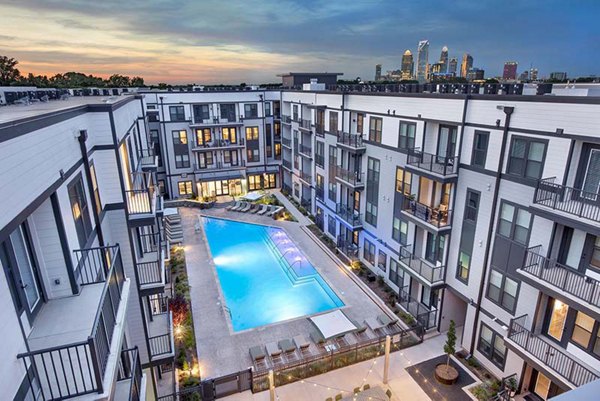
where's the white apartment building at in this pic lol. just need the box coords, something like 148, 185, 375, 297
0, 94, 173, 401
141, 84, 600, 400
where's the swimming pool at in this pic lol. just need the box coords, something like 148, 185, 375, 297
201, 217, 344, 332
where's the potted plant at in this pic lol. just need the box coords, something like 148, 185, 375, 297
505, 376, 518, 397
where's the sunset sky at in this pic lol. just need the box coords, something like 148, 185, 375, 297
1, 0, 598, 84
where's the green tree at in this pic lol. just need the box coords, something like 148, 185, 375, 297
157, 82, 169, 89
0, 55, 21, 85
444, 320, 457, 367
106, 74, 131, 87
130, 76, 144, 87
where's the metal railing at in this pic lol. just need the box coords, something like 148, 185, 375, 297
300, 119, 312, 130
336, 237, 359, 261
521, 246, 600, 308
337, 132, 365, 149
149, 294, 170, 317
398, 246, 445, 285
149, 311, 174, 359
193, 137, 244, 149
508, 315, 599, 387
125, 186, 156, 216
534, 177, 600, 222
281, 137, 292, 147
281, 115, 291, 124
401, 197, 452, 228
116, 347, 143, 401
299, 170, 312, 183
336, 204, 362, 227
398, 285, 437, 329
138, 149, 157, 170
300, 198, 311, 209
315, 124, 325, 137
315, 186, 324, 200
282, 158, 292, 170
299, 143, 312, 156
407, 149, 458, 176
139, 232, 160, 255
315, 154, 325, 168
193, 160, 245, 171
335, 165, 364, 187
18, 246, 125, 400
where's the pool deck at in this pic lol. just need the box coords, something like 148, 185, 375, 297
182, 194, 397, 379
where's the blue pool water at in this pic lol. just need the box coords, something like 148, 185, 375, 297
202, 217, 344, 331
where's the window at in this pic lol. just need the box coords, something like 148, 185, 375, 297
465, 190, 480, 222
478, 324, 507, 369
10, 225, 42, 313
220, 104, 236, 121
328, 181, 337, 202
274, 143, 281, 159
365, 158, 380, 226
363, 239, 376, 266
315, 141, 325, 168
571, 311, 594, 347
378, 250, 387, 272
356, 113, 364, 134
328, 216, 336, 237
329, 111, 338, 134
398, 121, 416, 150
195, 128, 211, 146
178, 181, 193, 196
247, 149, 260, 162
487, 269, 519, 312
292, 105, 299, 121
68, 176, 93, 247
368, 117, 382, 143
547, 299, 569, 341
244, 103, 258, 118
245, 126, 259, 141
197, 152, 213, 168
169, 106, 185, 121
193, 104, 210, 122
472, 131, 489, 168
248, 175, 261, 191
265, 102, 271, 117
172, 130, 188, 145
222, 127, 237, 143
458, 190, 479, 283
507, 137, 546, 180
392, 218, 408, 245
395, 167, 412, 196
175, 154, 190, 168
389, 258, 404, 287
497, 202, 531, 245
89, 163, 101, 214
274, 122, 281, 137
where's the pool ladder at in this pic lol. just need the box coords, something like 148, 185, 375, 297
222, 305, 232, 319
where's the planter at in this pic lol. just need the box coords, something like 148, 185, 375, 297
435, 363, 459, 385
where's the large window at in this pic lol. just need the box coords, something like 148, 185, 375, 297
265, 102, 271, 117
244, 103, 258, 118
10, 225, 42, 313
356, 113, 364, 134
389, 258, 404, 287
169, 106, 185, 121
458, 190, 480, 283
247, 149, 260, 162
570, 311, 600, 357
398, 121, 416, 150
222, 127, 237, 143
478, 324, 507, 369
175, 154, 190, 168
472, 131, 489, 168
245, 126, 259, 141
178, 181, 193, 196
68, 176, 93, 247
507, 136, 546, 180
487, 269, 519, 312
220, 103, 236, 121
392, 218, 408, 245
172, 130, 188, 145
363, 239, 376, 266
327, 216, 336, 237
378, 250, 387, 272
192, 104, 210, 122
368, 117, 382, 143
365, 158, 380, 226
395, 167, 412, 196
497, 202, 531, 245
329, 111, 338, 134
195, 128, 212, 146
197, 152, 213, 169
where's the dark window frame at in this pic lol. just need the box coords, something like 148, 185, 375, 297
169, 105, 185, 121
496, 200, 533, 245
477, 322, 508, 369
68, 173, 93, 248
398, 121, 417, 150
506, 135, 548, 180
471, 130, 490, 168
486, 268, 521, 314
368, 116, 383, 143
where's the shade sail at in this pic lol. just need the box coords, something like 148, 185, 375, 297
309, 310, 356, 340
240, 191, 265, 201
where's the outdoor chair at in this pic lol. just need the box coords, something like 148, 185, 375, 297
335, 394, 342, 401
239, 202, 251, 212
257, 204, 268, 215
325, 398, 333, 401
249, 345, 266, 368
309, 329, 326, 345
353, 387, 361, 394
230, 201, 243, 211
364, 317, 385, 332
386, 389, 392, 399
266, 205, 278, 217
363, 384, 370, 390
293, 334, 311, 353
266, 341, 283, 365
351, 319, 368, 338
278, 338, 297, 361
270, 206, 284, 219
377, 313, 398, 327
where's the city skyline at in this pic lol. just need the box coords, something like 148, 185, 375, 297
0, 0, 598, 84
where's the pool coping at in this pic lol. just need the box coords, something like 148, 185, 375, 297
197, 214, 351, 336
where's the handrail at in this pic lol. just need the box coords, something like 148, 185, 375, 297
335, 165, 364, 186
116, 347, 142, 401
398, 246, 445, 284
534, 176, 600, 222
336, 203, 362, 227
398, 285, 437, 329
149, 311, 174, 358
401, 196, 452, 228
337, 132, 365, 148
407, 148, 458, 176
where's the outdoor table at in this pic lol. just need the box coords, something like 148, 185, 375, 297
340, 386, 388, 401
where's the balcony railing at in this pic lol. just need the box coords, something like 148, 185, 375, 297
149, 311, 174, 360
520, 246, 600, 309
193, 138, 245, 150
281, 115, 291, 124
407, 149, 458, 176
398, 285, 437, 329
336, 236, 359, 261
300, 198, 311, 209
18, 246, 126, 401
336, 204, 362, 227
193, 160, 245, 172
115, 347, 143, 401
281, 137, 292, 147
534, 177, 600, 223
315, 186, 324, 200
315, 154, 325, 168
401, 197, 452, 228
337, 133, 366, 150
398, 246, 445, 285
335, 165, 364, 187
126, 173, 158, 216
139, 232, 160, 255
299, 170, 312, 183
282, 158, 292, 170
299, 143, 312, 156
138, 149, 157, 171
300, 119, 312, 130
138, 257, 164, 288
508, 315, 600, 387
315, 124, 325, 137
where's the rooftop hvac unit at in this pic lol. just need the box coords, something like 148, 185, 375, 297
509, 84, 523, 95
484, 84, 497, 94
536, 83, 553, 95
439, 84, 449, 93
468, 84, 480, 94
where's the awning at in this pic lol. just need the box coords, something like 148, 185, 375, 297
240, 191, 265, 202
309, 310, 356, 340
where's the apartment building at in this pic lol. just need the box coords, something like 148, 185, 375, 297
140, 90, 282, 199
0, 94, 173, 401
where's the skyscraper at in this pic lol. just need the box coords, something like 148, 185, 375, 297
375, 64, 382, 81
439, 46, 449, 73
448, 57, 458, 75
530, 67, 539, 81
401, 50, 414, 80
460, 53, 473, 78
416, 40, 429, 82
503, 61, 518, 80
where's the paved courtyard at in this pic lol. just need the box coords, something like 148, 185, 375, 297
182, 195, 398, 379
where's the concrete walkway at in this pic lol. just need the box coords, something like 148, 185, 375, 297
270, 190, 313, 226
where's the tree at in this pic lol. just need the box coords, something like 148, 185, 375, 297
444, 320, 457, 367
107, 74, 131, 87
130, 76, 145, 87
0, 55, 21, 86
170, 294, 189, 327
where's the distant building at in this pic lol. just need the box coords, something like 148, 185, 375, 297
375, 64, 382, 81
430, 62, 445, 76
503, 61, 518, 80
278, 72, 343, 88
461, 53, 473, 78
519, 70, 529, 81
466, 68, 485, 81
416, 40, 429, 82
530, 67, 539, 81
401, 50, 414, 80
448, 57, 458, 75
550, 71, 567, 81
439, 46, 449, 73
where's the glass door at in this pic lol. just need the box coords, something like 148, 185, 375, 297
436, 126, 457, 163
534, 372, 551, 400
10, 225, 42, 314
546, 299, 569, 341
582, 149, 600, 201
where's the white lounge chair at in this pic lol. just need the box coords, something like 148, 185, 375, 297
226, 201, 241, 211
232, 202, 245, 212
364, 317, 385, 332
270, 206, 284, 218
239, 202, 251, 213
265, 205, 277, 217
257, 204, 268, 215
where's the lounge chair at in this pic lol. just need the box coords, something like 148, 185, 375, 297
270, 206, 284, 218
262, 205, 274, 216
250, 204, 261, 213
335, 394, 342, 401
278, 339, 296, 360
240, 202, 252, 213
310, 329, 326, 345
364, 317, 385, 332
293, 334, 310, 351
226, 201, 241, 211
257, 204, 268, 215
351, 319, 368, 336
249, 345, 266, 363
363, 384, 370, 390
353, 387, 361, 394
266, 341, 282, 365
377, 313, 399, 327
231, 201, 244, 211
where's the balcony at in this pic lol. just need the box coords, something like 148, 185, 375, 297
193, 160, 246, 173
315, 154, 325, 168
281, 136, 292, 148
17, 246, 129, 401
507, 315, 600, 388
299, 170, 312, 184
300, 198, 311, 209
315, 186, 324, 200
401, 197, 452, 230
282, 158, 293, 171
518, 246, 600, 314
114, 348, 145, 401
137, 245, 167, 295
406, 149, 458, 179
334, 165, 365, 189
336, 204, 363, 228
126, 172, 162, 224
138, 149, 158, 172
281, 115, 291, 124
315, 124, 325, 137
299, 143, 312, 158
533, 177, 600, 226
398, 285, 437, 329
299, 119, 312, 131
398, 246, 445, 286
337, 133, 366, 153
149, 309, 175, 362
336, 236, 359, 262
192, 138, 245, 151
189, 116, 242, 127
